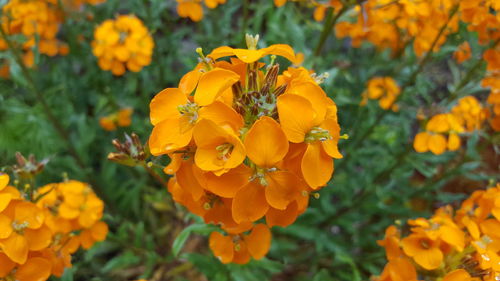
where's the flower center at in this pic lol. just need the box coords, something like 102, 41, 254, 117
305, 127, 331, 143
12, 220, 29, 233
177, 102, 199, 124
216, 143, 234, 161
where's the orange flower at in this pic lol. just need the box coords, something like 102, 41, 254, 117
149, 69, 241, 155
99, 108, 134, 131
208, 34, 298, 64
149, 39, 343, 264
193, 119, 246, 175
92, 15, 154, 75
454, 42, 472, 64
361, 77, 400, 111
209, 224, 271, 264
277, 92, 342, 189
0, 201, 52, 264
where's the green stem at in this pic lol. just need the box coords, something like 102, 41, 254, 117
313, 6, 347, 57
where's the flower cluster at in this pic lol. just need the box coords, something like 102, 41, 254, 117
149, 35, 343, 263
176, 0, 226, 22
376, 183, 500, 281
0, 0, 69, 74
99, 108, 133, 131
360, 77, 400, 111
454, 42, 472, 64
92, 15, 154, 76
0, 174, 107, 280
274, 0, 343, 22
335, 0, 459, 56
413, 96, 490, 155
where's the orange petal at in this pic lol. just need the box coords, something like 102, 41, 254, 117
179, 68, 203, 95
287, 81, 327, 124
198, 165, 252, 198
277, 94, 316, 143
244, 224, 271, 260
414, 247, 443, 270
232, 240, 251, 264
442, 269, 471, 281
413, 132, 430, 153
0, 174, 8, 190
90, 221, 108, 242
198, 101, 244, 133
262, 44, 297, 63
25, 225, 52, 251
447, 133, 460, 151
266, 201, 299, 227
0, 193, 12, 213
194, 68, 240, 106
176, 161, 205, 201
15, 257, 51, 281
428, 134, 447, 155
150, 88, 187, 125
244, 116, 289, 167
15, 202, 44, 229
301, 142, 333, 189
2, 232, 29, 264
440, 225, 464, 252
232, 181, 269, 223
265, 171, 300, 210
232, 49, 266, 63
0, 252, 15, 277
148, 117, 193, 155
209, 231, 234, 264
320, 118, 343, 159
0, 214, 12, 239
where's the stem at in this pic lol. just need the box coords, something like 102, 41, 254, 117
241, 0, 250, 46
143, 163, 167, 187
313, 6, 347, 57
0, 27, 110, 207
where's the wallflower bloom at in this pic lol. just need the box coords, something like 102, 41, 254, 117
0, 0, 69, 71
149, 35, 343, 263
377, 183, 500, 281
360, 77, 400, 111
99, 108, 134, 131
0, 173, 108, 281
92, 15, 154, 75
176, 0, 226, 22
454, 42, 472, 64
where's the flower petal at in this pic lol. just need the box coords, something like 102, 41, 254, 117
150, 88, 187, 125
244, 224, 271, 260
277, 94, 316, 143
266, 201, 299, 227
265, 171, 300, 210
232, 181, 268, 223
413, 132, 430, 153
194, 68, 240, 106
149, 117, 193, 155
244, 116, 289, 167
15, 257, 51, 281
301, 142, 333, 189
209, 231, 234, 264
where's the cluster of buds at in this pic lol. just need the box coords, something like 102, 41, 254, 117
360, 77, 401, 112
91, 14, 154, 76
12, 152, 48, 180
176, 0, 226, 22
0, 173, 107, 281
108, 133, 147, 167
148, 35, 343, 263
414, 96, 489, 155
376, 183, 500, 281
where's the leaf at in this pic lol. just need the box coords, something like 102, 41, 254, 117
172, 223, 217, 257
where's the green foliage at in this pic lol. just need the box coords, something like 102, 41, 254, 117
1, 0, 498, 280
